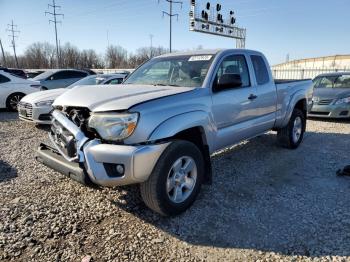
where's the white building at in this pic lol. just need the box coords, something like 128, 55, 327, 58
272, 55, 350, 79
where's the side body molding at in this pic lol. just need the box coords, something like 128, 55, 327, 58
148, 111, 216, 153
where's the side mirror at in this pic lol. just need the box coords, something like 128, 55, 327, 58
215, 74, 242, 92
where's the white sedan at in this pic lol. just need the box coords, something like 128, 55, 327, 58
18, 73, 126, 124
0, 70, 41, 111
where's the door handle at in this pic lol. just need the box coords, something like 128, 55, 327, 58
248, 94, 258, 100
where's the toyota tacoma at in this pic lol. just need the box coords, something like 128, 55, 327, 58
36, 49, 313, 216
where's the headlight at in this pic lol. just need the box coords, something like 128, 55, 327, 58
35, 100, 54, 107
335, 97, 350, 105
88, 112, 139, 141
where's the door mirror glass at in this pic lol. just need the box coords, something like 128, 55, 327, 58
215, 74, 242, 92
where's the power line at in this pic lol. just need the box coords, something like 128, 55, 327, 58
6, 20, 20, 68
159, 0, 183, 53
45, 0, 64, 68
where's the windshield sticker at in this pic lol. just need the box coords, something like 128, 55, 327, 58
188, 55, 212, 61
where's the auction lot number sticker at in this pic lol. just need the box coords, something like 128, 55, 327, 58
189, 55, 212, 61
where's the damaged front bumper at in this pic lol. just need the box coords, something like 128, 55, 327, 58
36, 110, 169, 187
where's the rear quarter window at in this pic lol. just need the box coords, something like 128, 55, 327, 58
251, 55, 270, 85
0, 74, 10, 84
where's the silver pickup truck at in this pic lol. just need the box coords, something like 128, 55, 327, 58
36, 49, 313, 216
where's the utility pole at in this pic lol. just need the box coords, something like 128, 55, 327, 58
106, 30, 110, 48
6, 20, 19, 68
45, 0, 64, 68
149, 34, 154, 58
160, 0, 182, 52
0, 38, 6, 66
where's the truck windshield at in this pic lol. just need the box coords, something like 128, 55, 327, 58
124, 54, 215, 87
314, 75, 350, 89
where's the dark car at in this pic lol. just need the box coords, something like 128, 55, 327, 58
309, 72, 350, 119
26, 70, 45, 79
0, 67, 27, 79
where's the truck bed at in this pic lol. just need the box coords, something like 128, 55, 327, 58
275, 79, 312, 85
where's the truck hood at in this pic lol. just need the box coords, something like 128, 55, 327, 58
22, 88, 67, 104
313, 88, 350, 100
53, 84, 195, 112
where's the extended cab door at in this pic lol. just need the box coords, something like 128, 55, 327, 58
249, 55, 277, 132
211, 54, 259, 150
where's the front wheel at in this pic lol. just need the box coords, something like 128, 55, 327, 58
277, 108, 306, 149
140, 140, 204, 216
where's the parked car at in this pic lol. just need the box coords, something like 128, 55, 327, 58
32, 69, 91, 90
0, 70, 41, 111
81, 68, 97, 75
0, 67, 27, 79
36, 49, 313, 216
309, 72, 350, 119
26, 70, 45, 79
18, 73, 127, 124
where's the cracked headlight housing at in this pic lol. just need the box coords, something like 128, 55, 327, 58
35, 100, 54, 107
335, 97, 350, 105
88, 112, 139, 141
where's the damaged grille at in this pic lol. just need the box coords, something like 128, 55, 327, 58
50, 107, 97, 158
51, 119, 77, 158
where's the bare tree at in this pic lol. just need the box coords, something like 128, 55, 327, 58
105, 45, 128, 68
21, 42, 56, 68
1, 42, 168, 70
128, 46, 168, 68
79, 49, 104, 69
60, 43, 80, 68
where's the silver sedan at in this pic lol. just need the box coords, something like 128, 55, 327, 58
309, 72, 350, 119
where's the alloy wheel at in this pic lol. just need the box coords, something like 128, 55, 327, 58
166, 156, 198, 204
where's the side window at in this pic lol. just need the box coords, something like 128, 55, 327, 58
50, 71, 87, 80
49, 71, 68, 80
68, 71, 88, 79
215, 55, 250, 88
0, 74, 10, 84
251, 55, 270, 85
334, 75, 350, 88
106, 78, 124, 84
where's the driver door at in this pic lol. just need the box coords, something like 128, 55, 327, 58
211, 54, 259, 150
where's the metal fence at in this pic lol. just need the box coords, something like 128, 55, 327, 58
272, 68, 350, 80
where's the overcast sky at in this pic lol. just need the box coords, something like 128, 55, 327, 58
0, 0, 349, 65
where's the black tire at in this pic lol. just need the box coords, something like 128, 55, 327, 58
277, 108, 306, 149
140, 140, 204, 216
41, 86, 48, 91
6, 93, 25, 111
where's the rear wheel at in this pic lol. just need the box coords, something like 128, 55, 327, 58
140, 140, 204, 216
277, 108, 306, 149
6, 93, 25, 111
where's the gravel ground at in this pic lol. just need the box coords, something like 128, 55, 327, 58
0, 112, 349, 261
